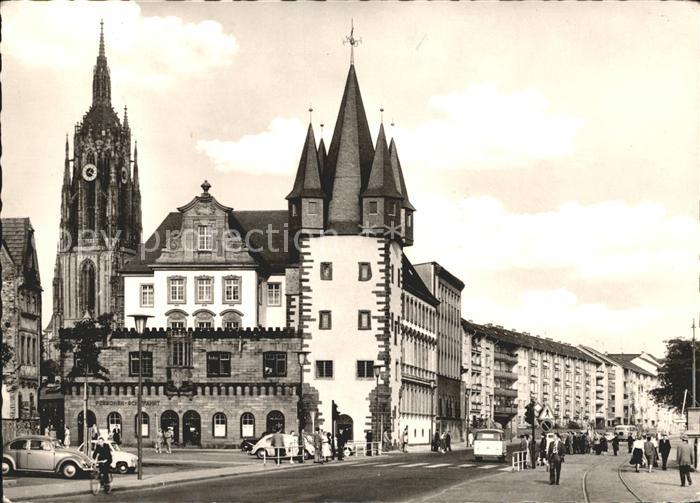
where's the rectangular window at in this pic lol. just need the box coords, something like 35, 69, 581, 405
129, 352, 153, 377
169, 320, 186, 330
223, 277, 241, 303
168, 277, 185, 303
388, 201, 395, 216
171, 341, 192, 367
196, 277, 213, 303
198, 225, 212, 251
207, 352, 231, 377
263, 352, 287, 377
356, 360, 374, 379
358, 262, 372, 281
319, 310, 332, 330
224, 320, 240, 330
140, 284, 154, 308
308, 201, 318, 215
407, 213, 413, 227
267, 283, 282, 306
358, 310, 372, 330
316, 360, 334, 379
369, 201, 378, 215
197, 320, 212, 329
320, 262, 333, 280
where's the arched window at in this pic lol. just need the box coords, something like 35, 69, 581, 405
166, 310, 188, 331
134, 412, 150, 438
193, 309, 215, 330
266, 411, 284, 434
80, 260, 97, 315
107, 412, 122, 434
212, 412, 227, 438
240, 412, 255, 438
221, 310, 243, 330
160, 410, 179, 443
17, 392, 24, 419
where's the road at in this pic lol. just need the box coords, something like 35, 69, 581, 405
50, 447, 518, 502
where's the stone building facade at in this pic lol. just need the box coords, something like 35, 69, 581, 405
1, 218, 43, 437
59, 327, 301, 447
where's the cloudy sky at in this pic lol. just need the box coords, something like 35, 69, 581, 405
4, 2, 698, 356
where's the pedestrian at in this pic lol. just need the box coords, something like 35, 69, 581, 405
630, 435, 645, 473
322, 430, 332, 461
548, 433, 565, 485
92, 437, 113, 492
652, 434, 659, 467
593, 433, 602, 455
382, 429, 391, 452
164, 426, 174, 454
64, 426, 71, 448
612, 435, 619, 456
287, 430, 298, 464
155, 428, 163, 453
272, 428, 284, 464
92, 424, 99, 441
643, 435, 655, 473
113, 427, 121, 446
677, 434, 694, 487
326, 432, 335, 460
402, 426, 409, 453
627, 433, 634, 454
313, 427, 324, 463
432, 431, 440, 452
467, 431, 474, 448
337, 431, 346, 461
565, 433, 572, 455
445, 431, 452, 452
439, 431, 447, 454
539, 433, 548, 467
659, 433, 671, 470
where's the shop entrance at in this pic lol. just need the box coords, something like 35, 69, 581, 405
161, 410, 180, 444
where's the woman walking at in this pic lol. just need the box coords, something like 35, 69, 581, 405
630, 435, 645, 472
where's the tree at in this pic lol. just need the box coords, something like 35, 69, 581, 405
651, 337, 700, 411
60, 313, 112, 455
40, 359, 61, 383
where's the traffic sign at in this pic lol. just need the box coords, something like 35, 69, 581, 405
540, 419, 554, 432
538, 404, 555, 421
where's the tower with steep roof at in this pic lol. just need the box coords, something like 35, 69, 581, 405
53, 22, 142, 329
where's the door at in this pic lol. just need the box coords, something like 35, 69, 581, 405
26, 440, 55, 471
161, 410, 179, 444
183, 410, 201, 446
266, 411, 285, 434
337, 414, 353, 441
77, 410, 97, 444
9, 439, 28, 469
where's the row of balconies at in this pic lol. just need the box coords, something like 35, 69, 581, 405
494, 387, 518, 398
494, 369, 518, 380
494, 351, 518, 364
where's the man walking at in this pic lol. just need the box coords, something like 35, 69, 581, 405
627, 433, 634, 453
164, 426, 174, 454
677, 434, 694, 487
548, 433, 565, 485
445, 431, 452, 452
659, 433, 671, 470
612, 434, 619, 456
644, 436, 655, 473
313, 427, 324, 463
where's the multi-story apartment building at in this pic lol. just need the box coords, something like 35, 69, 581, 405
462, 321, 600, 433
414, 263, 465, 440
463, 320, 496, 428
399, 256, 439, 446
1, 218, 43, 437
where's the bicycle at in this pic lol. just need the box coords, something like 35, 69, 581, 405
89, 460, 113, 495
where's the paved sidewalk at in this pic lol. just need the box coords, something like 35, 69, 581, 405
619, 459, 700, 503
2, 453, 380, 502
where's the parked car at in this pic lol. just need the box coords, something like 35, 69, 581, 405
76, 440, 138, 474
2, 435, 95, 478
240, 438, 258, 453
249, 433, 315, 460
473, 429, 507, 462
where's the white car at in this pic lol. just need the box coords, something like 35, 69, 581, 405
473, 429, 507, 462
249, 433, 315, 460
76, 441, 137, 474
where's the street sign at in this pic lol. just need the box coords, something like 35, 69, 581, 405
540, 419, 554, 432
538, 404, 555, 421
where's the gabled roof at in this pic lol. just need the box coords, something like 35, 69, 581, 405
390, 138, 416, 211
286, 123, 325, 200
121, 210, 292, 275
402, 254, 439, 307
363, 124, 403, 199
606, 353, 655, 377
323, 64, 375, 229
462, 319, 599, 363
2, 218, 32, 266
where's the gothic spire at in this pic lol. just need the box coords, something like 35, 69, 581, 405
123, 105, 129, 129
286, 123, 325, 200
363, 124, 402, 199
63, 134, 71, 186
317, 137, 327, 179
133, 141, 139, 187
92, 20, 111, 106
389, 138, 416, 211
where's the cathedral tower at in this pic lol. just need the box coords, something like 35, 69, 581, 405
53, 22, 142, 329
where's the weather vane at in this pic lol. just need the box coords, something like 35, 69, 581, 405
344, 19, 362, 65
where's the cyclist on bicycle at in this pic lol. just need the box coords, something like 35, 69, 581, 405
92, 437, 113, 489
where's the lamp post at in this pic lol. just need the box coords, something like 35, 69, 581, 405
129, 314, 152, 481
373, 363, 385, 451
295, 351, 310, 463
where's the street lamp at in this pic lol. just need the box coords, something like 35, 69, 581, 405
295, 350, 310, 463
129, 314, 152, 481
373, 363, 385, 452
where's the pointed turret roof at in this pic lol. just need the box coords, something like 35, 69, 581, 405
133, 141, 140, 187
62, 134, 71, 189
389, 138, 416, 211
286, 123, 325, 200
363, 124, 402, 199
324, 64, 375, 229
317, 138, 327, 179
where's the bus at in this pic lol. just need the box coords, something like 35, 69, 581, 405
614, 425, 638, 439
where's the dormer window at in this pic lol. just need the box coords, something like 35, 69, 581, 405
308, 201, 318, 215
368, 201, 378, 215
388, 202, 395, 216
198, 225, 212, 251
